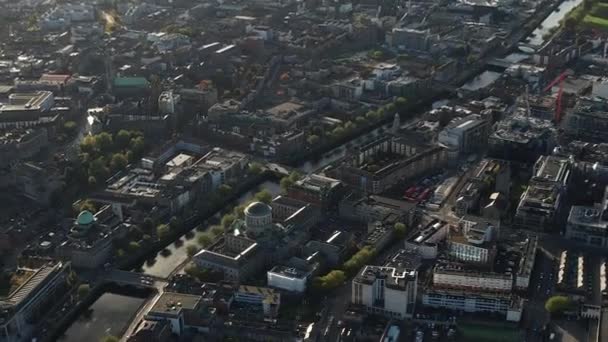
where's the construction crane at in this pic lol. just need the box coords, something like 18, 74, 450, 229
543, 70, 570, 123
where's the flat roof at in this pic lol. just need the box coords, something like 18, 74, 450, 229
113, 77, 149, 88
149, 292, 201, 315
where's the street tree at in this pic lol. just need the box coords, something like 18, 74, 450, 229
545, 296, 572, 314
186, 245, 199, 257
394, 222, 407, 238
254, 190, 273, 204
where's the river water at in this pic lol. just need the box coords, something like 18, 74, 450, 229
139, 180, 281, 278
527, 0, 585, 46
58, 293, 145, 342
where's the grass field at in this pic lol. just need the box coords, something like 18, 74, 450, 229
457, 322, 521, 342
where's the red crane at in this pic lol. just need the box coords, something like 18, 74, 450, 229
543, 71, 569, 123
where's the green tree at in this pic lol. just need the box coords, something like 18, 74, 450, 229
288, 171, 301, 182
355, 116, 368, 126
331, 126, 345, 138
100, 336, 119, 342
80, 135, 98, 154
78, 199, 97, 213
545, 296, 572, 314
221, 214, 236, 229
95, 132, 114, 153
128, 241, 141, 252
234, 204, 246, 219
77, 284, 90, 299
88, 176, 97, 186
115, 130, 132, 150
248, 162, 263, 175
307, 134, 320, 145
280, 177, 294, 192
110, 153, 128, 172
343, 247, 375, 275
157, 224, 171, 240
116, 249, 125, 258
395, 97, 407, 110
385, 103, 396, 113
88, 157, 110, 182
186, 245, 199, 257
344, 121, 356, 133
142, 217, 155, 232
313, 270, 346, 290
211, 226, 224, 237
370, 50, 384, 60
394, 222, 407, 238
125, 150, 135, 163
197, 233, 213, 247
218, 184, 232, 197
131, 136, 145, 156
169, 216, 183, 231
64, 121, 78, 136
127, 225, 143, 241
254, 190, 273, 204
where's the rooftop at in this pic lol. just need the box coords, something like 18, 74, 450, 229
533, 156, 570, 184
245, 202, 272, 217
354, 266, 416, 291
113, 77, 149, 88
149, 292, 201, 316
569, 205, 608, 230
269, 265, 309, 279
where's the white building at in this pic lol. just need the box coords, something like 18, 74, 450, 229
158, 90, 181, 115
433, 266, 512, 292
448, 220, 498, 264
351, 266, 417, 320
267, 266, 309, 293
39, 3, 96, 30
565, 193, 608, 247
592, 78, 608, 99
234, 286, 281, 318
438, 114, 490, 155
146, 292, 202, 335
422, 289, 523, 322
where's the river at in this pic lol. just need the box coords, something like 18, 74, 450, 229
139, 180, 281, 278
527, 0, 585, 46
58, 293, 145, 342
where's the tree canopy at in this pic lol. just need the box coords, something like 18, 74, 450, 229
197, 233, 213, 247
77, 284, 90, 299
254, 190, 273, 204
313, 270, 346, 291
157, 224, 171, 240
343, 247, 375, 275
545, 296, 572, 314
394, 222, 408, 238
100, 336, 119, 342
186, 245, 199, 257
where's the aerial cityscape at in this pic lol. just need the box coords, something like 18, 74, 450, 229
1, 0, 608, 341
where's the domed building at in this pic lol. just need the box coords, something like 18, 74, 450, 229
244, 201, 273, 237
70, 210, 96, 237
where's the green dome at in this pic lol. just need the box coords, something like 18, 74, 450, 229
77, 210, 95, 226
